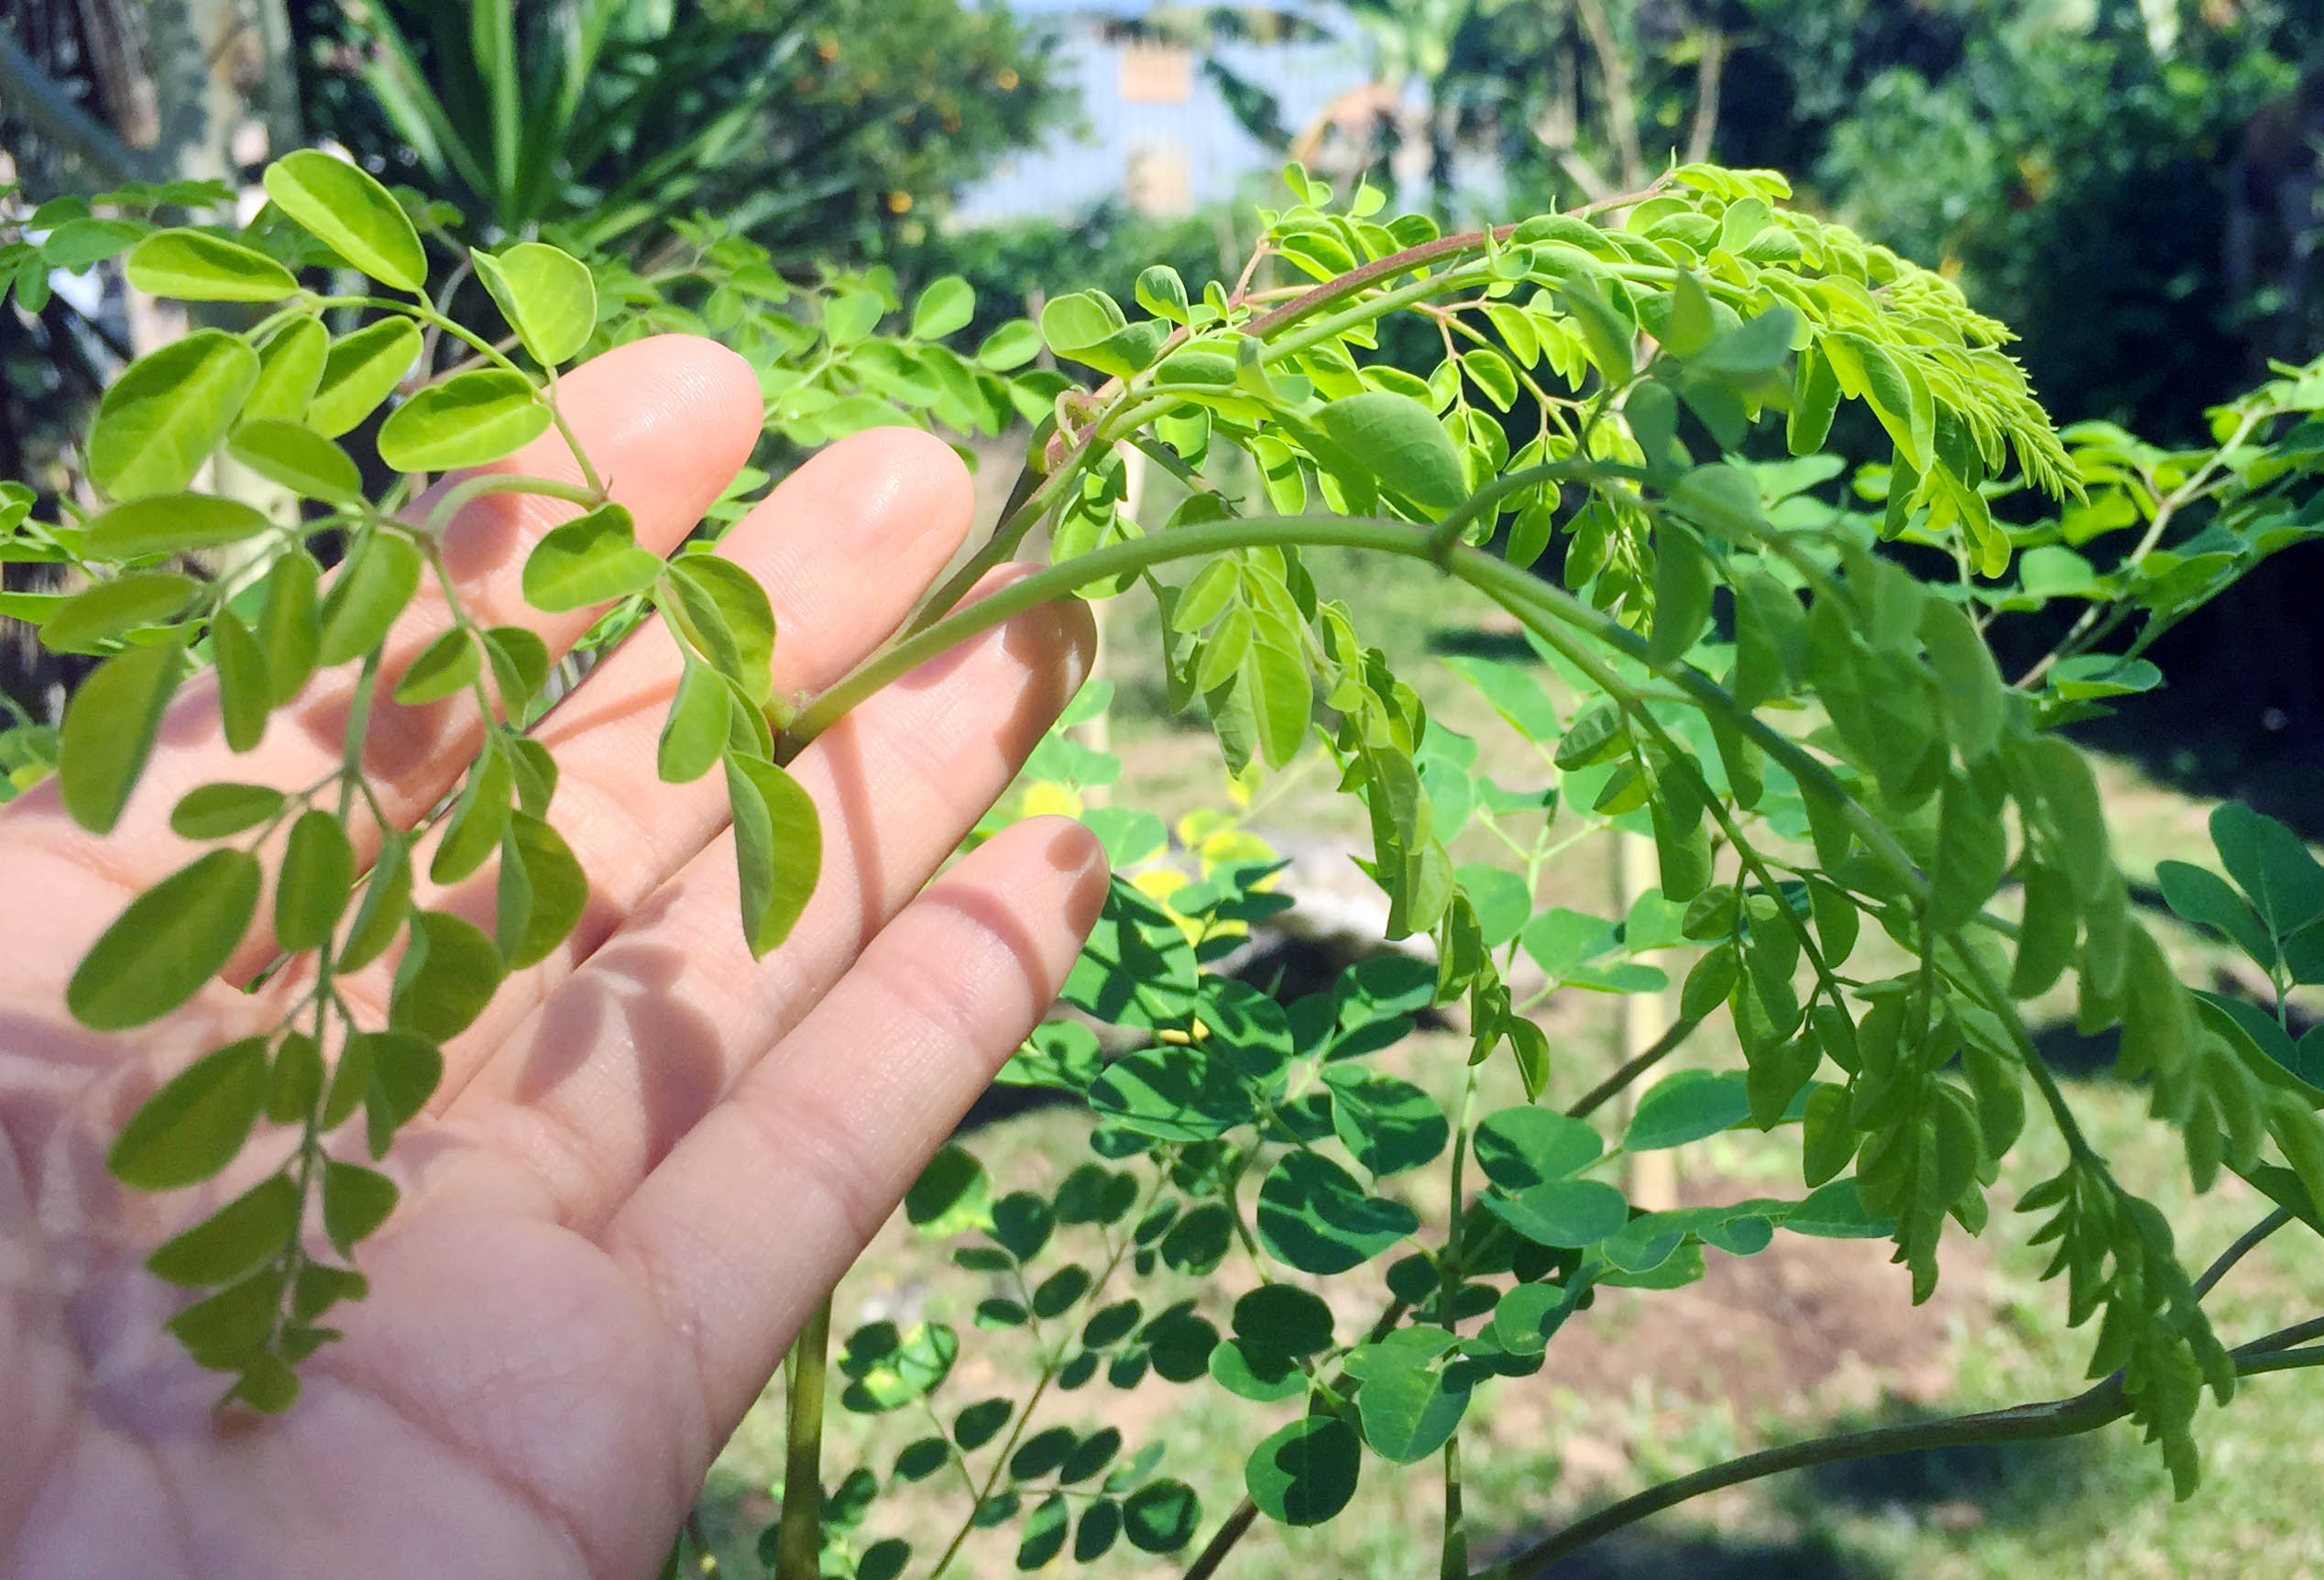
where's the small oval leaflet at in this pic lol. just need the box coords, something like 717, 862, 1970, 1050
262, 148, 427, 292
226, 419, 365, 506
1244, 1414, 1361, 1527
106, 1037, 269, 1190
59, 636, 184, 835
521, 502, 663, 612
170, 782, 285, 839
89, 331, 260, 500
126, 229, 299, 302
40, 571, 200, 653
309, 319, 423, 438
1315, 390, 1468, 512
475, 242, 598, 367
377, 369, 550, 473
68, 848, 259, 1030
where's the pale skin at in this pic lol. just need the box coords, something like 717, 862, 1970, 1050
0, 335, 1107, 1579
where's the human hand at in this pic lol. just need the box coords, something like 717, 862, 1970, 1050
0, 336, 1106, 1579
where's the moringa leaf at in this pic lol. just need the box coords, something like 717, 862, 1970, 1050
88, 331, 259, 499
474, 242, 597, 366
126, 229, 298, 302
377, 370, 549, 473
263, 149, 427, 292
68, 849, 259, 1029
106, 1037, 269, 1190
59, 636, 184, 832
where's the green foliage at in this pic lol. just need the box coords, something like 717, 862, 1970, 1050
12, 145, 2324, 1579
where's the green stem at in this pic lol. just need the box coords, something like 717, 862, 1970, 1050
1472, 1311, 2323, 1580
773, 1298, 831, 1580
421, 472, 604, 536
2194, 1207, 2296, 1300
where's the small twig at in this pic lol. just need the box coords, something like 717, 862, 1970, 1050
1563, 1017, 1705, 1122
2193, 1206, 2297, 1300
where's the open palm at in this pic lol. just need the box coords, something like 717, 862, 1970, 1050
0, 336, 1104, 1579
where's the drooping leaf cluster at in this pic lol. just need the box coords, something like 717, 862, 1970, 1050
8, 147, 2323, 1572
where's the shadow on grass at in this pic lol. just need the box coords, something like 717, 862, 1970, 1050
1509, 1528, 1874, 1580
1428, 625, 1539, 664
1792, 1410, 2105, 1520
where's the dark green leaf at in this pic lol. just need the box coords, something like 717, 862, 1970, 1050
1061, 879, 1200, 1029
1061, 1426, 1122, 1485
68, 848, 256, 1029
378, 370, 549, 473
170, 782, 284, 839
274, 809, 354, 953
1481, 1179, 1628, 1247
126, 229, 297, 302
906, 1145, 992, 1234
106, 1037, 269, 1190
1016, 1495, 1068, 1570
1123, 1480, 1200, 1553
1323, 1068, 1449, 1175
954, 1398, 1012, 1451
388, 910, 502, 1042
522, 503, 663, 612
474, 242, 597, 366
1233, 1284, 1334, 1355
147, 1171, 299, 1286
89, 331, 258, 499
2158, 859, 2273, 967
321, 1158, 399, 1255
1472, 1107, 1604, 1190
1074, 1499, 1121, 1562
895, 1436, 952, 1483
1625, 1070, 1751, 1150
1245, 1415, 1361, 1527
1255, 1151, 1418, 1274
263, 149, 427, 291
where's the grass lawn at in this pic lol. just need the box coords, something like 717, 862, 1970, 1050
697, 475, 2324, 1579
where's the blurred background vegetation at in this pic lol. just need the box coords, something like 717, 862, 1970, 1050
3, 1, 2321, 1573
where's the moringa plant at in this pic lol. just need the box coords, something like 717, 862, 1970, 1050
3, 148, 2321, 1579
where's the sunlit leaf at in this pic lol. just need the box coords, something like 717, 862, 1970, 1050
88, 331, 259, 499
474, 242, 597, 366
377, 369, 549, 473
263, 149, 427, 292
126, 229, 298, 302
